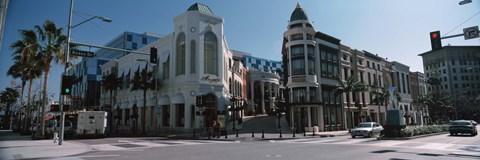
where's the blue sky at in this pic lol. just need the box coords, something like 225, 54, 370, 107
1, 0, 479, 101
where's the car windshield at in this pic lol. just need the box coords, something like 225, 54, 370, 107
357, 123, 372, 128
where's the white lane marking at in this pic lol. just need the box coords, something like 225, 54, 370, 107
78, 155, 120, 158
448, 137, 469, 144
235, 140, 241, 143
375, 141, 406, 147
416, 143, 455, 150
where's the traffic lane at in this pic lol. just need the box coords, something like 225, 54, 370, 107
76, 140, 476, 160
412, 126, 480, 146
70, 137, 169, 145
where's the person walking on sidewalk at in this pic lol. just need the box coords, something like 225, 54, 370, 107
212, 120, 220, 138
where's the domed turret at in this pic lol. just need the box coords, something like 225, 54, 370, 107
290, 2, 308, 22
187, 3, 214, 15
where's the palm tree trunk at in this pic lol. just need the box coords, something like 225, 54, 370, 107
40, 64, 50, 137
346, 93, 351, 131
110, 91, 113, 132
19, 80, 25, 132
142, 90, 146, 135
26, 79, 34, 134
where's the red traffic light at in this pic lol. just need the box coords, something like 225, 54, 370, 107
431, 33, 438, 39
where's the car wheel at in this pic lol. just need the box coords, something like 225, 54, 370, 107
369, 132, 373, 138
351, 135, 355, 138
450, 132, 454, 136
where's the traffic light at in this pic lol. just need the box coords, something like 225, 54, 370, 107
50, 104, 59, 112
150, 47, 158, 64
61, 75, 73, 95
430, 31, 442, 51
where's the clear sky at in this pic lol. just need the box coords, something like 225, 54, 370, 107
1, 0, 479, 101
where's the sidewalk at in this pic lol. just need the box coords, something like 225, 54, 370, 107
0, 130, 90, 160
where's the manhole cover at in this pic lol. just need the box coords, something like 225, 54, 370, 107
114, 144, 145, 148
266, 154, 282, 158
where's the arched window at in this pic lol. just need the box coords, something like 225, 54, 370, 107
204, 31, 218, 76
176, 33, 186, 76
190, 40, 196, 73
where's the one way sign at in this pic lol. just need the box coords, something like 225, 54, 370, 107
463, 26, 479, 40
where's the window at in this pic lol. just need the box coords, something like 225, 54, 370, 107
176, 104, 185, 127
289, 23, 303, 29
292, 59, 305, 75
367, 61, 370, 68
204, 32, 218, 75
307, 45, 314, 57
142, 37, 147, 44
306, 34, 312, 40
176, 33, 186, 76
452, 60, 456, 65
306, 23, 313, 28
452, 68, 456, 73
291, 45, 304, 57
292, 87, 307, 103
308, 59, 315, 75
127, 34, 132, 41
443, 69, 446, 74
132, 43, 137, 50
309, 87, 317, 102
291, 34, 303, 41
453, 76, 457, 80
190, 40, 196, 73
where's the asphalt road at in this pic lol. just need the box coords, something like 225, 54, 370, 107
64, 128, 480, 160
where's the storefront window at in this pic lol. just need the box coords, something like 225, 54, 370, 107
176, 104, 185, 127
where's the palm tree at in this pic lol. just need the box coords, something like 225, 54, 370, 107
10, 29, 43, 133
101, 72, 120, 132
370, 87, 401, 124
130, 64, 154, 135
337, 75, 368, 130
35, 20, 67, 137
0, 87, 20, 129
414, 95, 432, 125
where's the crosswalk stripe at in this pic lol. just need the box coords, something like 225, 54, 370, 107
415, 143, 455, 150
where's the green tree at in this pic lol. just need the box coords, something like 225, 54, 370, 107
101, 72, 120, 131
0, 87, 20, 129
337, 75, 368, 130
10, 29, 43, 133
130, 64, 154, 135
35, 20, 67, 137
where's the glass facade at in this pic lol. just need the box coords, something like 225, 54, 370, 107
204, 32, 218, 76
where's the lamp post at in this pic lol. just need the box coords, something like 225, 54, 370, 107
59, 0, 111, 145
335, 86, 344, 130
274, 98, 285, 129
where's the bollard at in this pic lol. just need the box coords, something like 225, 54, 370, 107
225, 130, 228, 139
293, 128, 296, 137
208, 129, 211, 140
236, 129, 239, 137
279, 128, 282, 138
304, 129, 306, 137
262, 129, 265, 138
251, 129, 255, 137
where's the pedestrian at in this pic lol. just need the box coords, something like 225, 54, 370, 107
213, 120, 220, 138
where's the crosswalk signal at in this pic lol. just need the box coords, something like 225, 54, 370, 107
150, 47, 158, 64
430, 31, 442, 51
61, 75, 73, 95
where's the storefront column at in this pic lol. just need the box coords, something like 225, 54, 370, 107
307, 106, 311, 131
250, 81, 255, 115
319, 105, 324, 131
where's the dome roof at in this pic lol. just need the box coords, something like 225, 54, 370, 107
290, 3, 308, 22
187, 3, 214, 15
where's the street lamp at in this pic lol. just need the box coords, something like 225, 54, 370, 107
274, 98, 285, 129
58, 0, 112, 145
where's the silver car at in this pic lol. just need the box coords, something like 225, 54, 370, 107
351, 122, 383, 138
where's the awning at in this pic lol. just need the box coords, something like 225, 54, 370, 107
160, 50, 170, 63
172, 93, 185, 104
158, 96, 170, 105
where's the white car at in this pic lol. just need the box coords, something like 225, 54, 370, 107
351, 122, 383, 138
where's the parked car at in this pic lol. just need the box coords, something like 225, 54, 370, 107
469, 120, 477, 126
55, 121, 74, 137
351, 122, 383, 138
449, 120, 477, 136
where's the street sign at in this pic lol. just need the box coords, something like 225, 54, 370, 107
463, 26, 479, 40
388, 87, 396, 94
71, 49, 94, 57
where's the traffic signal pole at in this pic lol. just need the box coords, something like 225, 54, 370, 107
57, 0, 74, 146
441, 33, 463, 39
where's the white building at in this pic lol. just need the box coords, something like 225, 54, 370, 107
101, 3, 242, 134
